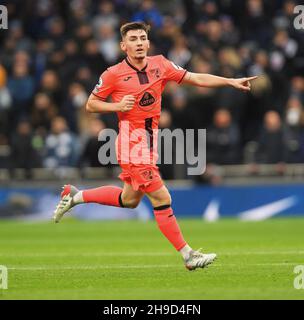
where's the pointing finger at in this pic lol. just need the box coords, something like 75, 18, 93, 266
246, 76, 258, 81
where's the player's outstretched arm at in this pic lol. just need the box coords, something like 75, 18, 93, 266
86, 94, 135, 113
181, 72, 258, 92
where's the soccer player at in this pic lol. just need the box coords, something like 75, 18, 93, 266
53, 22, 257, 270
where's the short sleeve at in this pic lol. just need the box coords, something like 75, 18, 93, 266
161, 55, 187, 84
92, 69, 116, 100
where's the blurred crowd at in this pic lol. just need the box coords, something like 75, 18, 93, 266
0, 0, 304, 180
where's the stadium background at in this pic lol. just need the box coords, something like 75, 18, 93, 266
0, 0, 304, 300
1, 0, 304, 218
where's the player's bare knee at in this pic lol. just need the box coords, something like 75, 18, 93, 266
150, 194, 172, 208
129, 202, 140, 209
159, 194, 171, 207
121, 184, 144, 209
121, 192, 141, 208
146, 186, 172, 208
122, 198, 141, 209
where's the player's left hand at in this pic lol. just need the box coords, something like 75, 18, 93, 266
230, 76, 258, 92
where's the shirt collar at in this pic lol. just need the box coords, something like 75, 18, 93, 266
125, 57, 148, 72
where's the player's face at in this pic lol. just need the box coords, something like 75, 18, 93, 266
121, 29, 150, 60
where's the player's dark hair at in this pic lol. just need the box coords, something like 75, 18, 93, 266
120, 22, 150, 39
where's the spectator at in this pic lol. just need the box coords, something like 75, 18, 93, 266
256, 110, 285, 164
7, 61, 35, 123
44, 116, 79, 168
46, 17, 66, 49
25, 0, 56, 39
74, 23, 94, 48
68, 0, 91, 29
46, 49, 65, 72
200, 0, 219, 21
167, 85, 193, 131
74, 66, 96, 93
168, 35, 192, 68
207, 109, 241, 164
242, 0, 270, 47
61, 82, 88, 133
10, 120, 41, 177
39, 70, 62, 106
9, 20, 34, 53
155, 16, 179, 55
31, 92, 57, 132
83, 39, 108, 78
0, 134, 10, 169
92, 1, 119, 34
132, 0, 163, 29
205, 20, 224, 52
271, 29, 298, 72
273, 0, 297, 33
79, 117, 107, 168
60, 39, 82, 83
220, 15, 239, 47
33, 39, 53, 84
290, 76, 304, 102
13, 50, 32, 69
283, 97, 304, 163
96, 24, 120, 64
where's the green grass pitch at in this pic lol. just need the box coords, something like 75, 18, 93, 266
0, 217, 304, 300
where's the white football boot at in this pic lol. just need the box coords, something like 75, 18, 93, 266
53, 184, 79, 223
184, 249, 217, 271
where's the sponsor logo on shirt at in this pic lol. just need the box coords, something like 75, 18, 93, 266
139, 92, 155, 107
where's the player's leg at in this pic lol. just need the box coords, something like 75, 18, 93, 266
146, 184, 188, 252
53, 182, 144, 223
77, 182, 144, 208
120, 182, 145, 208
146, 184, 217, 270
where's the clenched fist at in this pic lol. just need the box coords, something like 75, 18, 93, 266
118, 95, 136, 112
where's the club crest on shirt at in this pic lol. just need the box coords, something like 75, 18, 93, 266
150, 68, 161, 78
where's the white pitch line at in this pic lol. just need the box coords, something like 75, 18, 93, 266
8, 265, 179, 270
7, 262, 300, 271
0, 252, 174, 257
